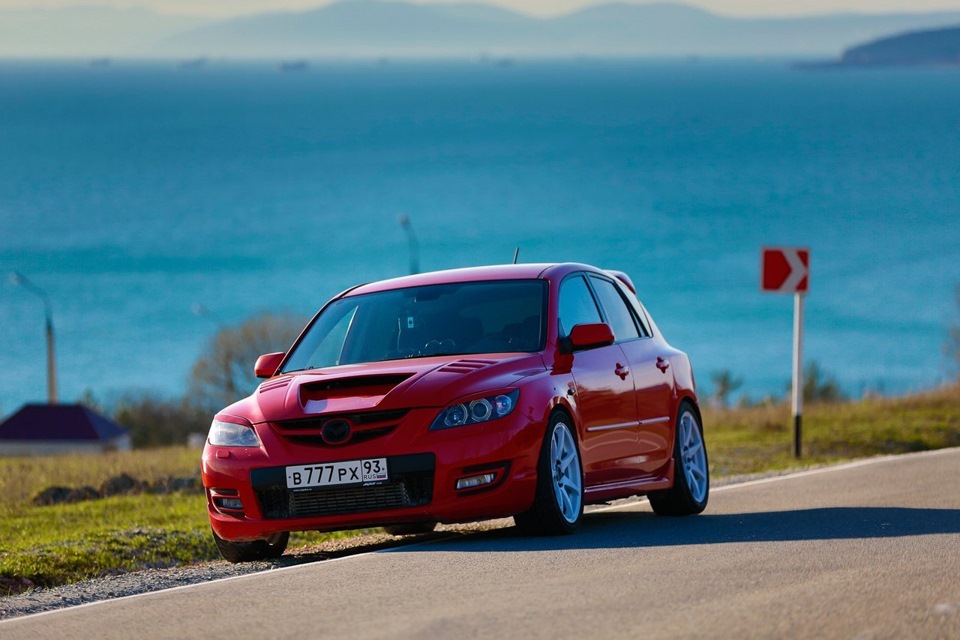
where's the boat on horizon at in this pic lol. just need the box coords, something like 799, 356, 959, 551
178, 57, 208, 70
279, 60, 309, 72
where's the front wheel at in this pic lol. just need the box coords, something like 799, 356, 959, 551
649, 403, 709, 516
212, 529, 289, 563
514, 413, 584, 535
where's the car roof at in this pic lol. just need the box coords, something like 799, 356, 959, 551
345, 263, 602, 297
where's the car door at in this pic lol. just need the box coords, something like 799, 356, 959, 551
558, 274, 640, 487
588, 275, 674, 476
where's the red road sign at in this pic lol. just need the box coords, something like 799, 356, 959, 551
761, 247, 809, 293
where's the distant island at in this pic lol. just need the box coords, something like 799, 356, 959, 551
5, 1, 960, 59
157, 3, 960, 59
839, 24, 960, 66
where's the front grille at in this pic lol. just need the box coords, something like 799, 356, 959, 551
271, 410, 407, 448
251, 453, 434, 520
257, 477, 433, 519
284, 426, 396, 448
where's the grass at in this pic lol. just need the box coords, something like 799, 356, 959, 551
2, 494, 214, 590
703, 384, 960, 475
0, 448, 365, 595
1, 384, 957, 596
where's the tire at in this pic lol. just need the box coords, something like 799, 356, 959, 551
382, 522, 438, 536
514, 412, 584, 535
212, 529, 289, 563
649, 402, 709, 516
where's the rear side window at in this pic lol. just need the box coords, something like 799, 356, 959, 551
558, 275, 602, 336
589, 276, 641, 341
612, 278, 653, 337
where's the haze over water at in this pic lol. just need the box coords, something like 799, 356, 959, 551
1, 59, 958, 414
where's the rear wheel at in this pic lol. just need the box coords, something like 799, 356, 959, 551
212, 529, 289, 563
514, 413, 583, 535
383, 522, 438, 536
650, 402, 709, 516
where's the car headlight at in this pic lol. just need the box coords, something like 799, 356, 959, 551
208, 418, 261, 447
429, 389, 519, 431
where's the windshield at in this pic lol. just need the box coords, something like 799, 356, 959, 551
281, 279, 547, 372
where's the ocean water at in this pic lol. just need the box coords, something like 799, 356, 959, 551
1, 59, 958, 415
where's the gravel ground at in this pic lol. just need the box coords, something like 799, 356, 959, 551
0, 466, 830, 621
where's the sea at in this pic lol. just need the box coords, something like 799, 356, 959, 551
1, 58, 958, 416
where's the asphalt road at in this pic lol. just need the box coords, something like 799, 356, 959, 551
4, 448, 959, 639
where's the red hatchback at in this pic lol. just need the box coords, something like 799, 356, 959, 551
202, 263, 709, 562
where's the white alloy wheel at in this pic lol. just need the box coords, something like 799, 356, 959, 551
550, 421, 583, 524
678, 409, 708, 504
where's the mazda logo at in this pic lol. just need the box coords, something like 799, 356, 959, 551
321, 419, 352, 445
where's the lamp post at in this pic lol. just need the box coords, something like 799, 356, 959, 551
10, 271, 58, 404
398, 214, 420, 275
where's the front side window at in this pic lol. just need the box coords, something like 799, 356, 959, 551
558, 275, 602, 337
281, 280, 546, 372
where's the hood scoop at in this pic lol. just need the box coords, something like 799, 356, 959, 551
299, 374, 412, 414
437, 359, 498, 374
259, 377, 291, 393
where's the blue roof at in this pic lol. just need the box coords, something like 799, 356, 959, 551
0, 404, 129, 441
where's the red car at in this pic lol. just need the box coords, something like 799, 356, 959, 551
202, 263, 709, 562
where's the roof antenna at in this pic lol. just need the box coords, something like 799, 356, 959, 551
512, 247, 520, 264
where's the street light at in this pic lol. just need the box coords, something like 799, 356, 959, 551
398, 214, 420, 275
10, 271, 58, 404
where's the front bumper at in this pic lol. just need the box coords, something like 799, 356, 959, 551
202, 407, 544, 542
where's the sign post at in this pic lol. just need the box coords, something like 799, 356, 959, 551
761, 247, 809, 458
791, 292, 804, 457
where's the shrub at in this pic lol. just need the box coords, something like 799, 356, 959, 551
111, 394, 210, 448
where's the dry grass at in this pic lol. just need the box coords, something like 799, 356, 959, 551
703, 384, 960, 476
0, 447, 200, 517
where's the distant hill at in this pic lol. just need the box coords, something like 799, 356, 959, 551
159, 1, 542, 57
4, 1, 960, 59
153, 1, 960, 58
840, 25, 960, 66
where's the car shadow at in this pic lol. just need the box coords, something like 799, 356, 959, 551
401, 506, 960, 554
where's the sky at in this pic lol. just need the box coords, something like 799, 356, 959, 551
3, 0, 960, 18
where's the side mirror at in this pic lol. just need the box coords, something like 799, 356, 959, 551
568, 323, 615, 351
254, 352, 285, 378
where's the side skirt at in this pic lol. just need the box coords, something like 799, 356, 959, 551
583, 460, 674, 504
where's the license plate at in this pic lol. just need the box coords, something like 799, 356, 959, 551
286, 458, 388, 489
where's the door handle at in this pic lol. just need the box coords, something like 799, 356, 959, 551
614, 363, 629, 380
656, 357, 670, 373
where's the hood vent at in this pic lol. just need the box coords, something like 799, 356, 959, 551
259, 378, 291, 392
299, 374, 412, 403
437, 359, 498, 374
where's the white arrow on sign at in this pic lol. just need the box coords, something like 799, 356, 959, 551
779, 248, 808, 294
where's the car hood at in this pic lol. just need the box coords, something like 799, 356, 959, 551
231, 354, 546, 424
